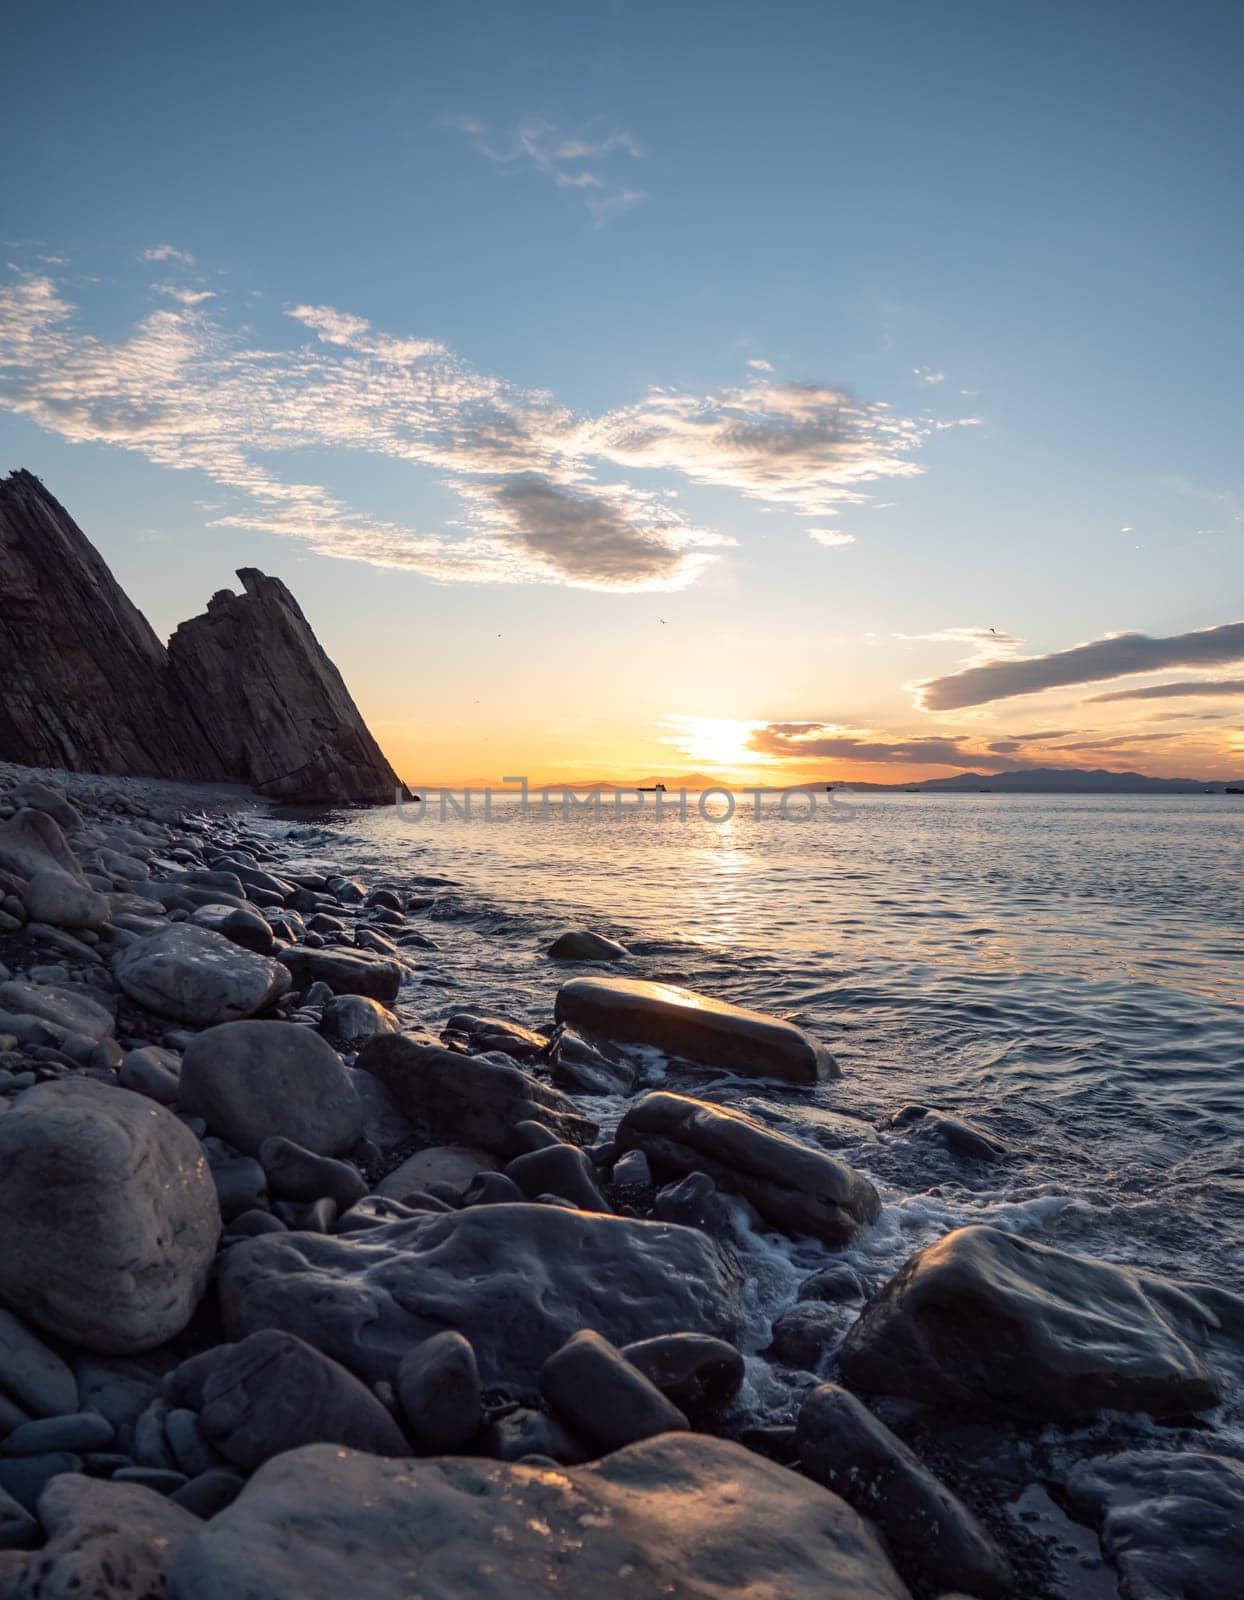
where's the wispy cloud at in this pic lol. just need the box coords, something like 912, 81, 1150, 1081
0, 262, 962, 590
447, 114, 645, 223
916, 622, 1244, 711
748, 722, 1032, 771
153, 285, 216, 306
913, 366, 944, 385
140, 244, 195, 266
1088, 678, 1244, 703
807, 528, 856, 548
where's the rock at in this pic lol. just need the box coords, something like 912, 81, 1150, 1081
506, 1144, 610, 1212
541, 1330, 689, 1449
797, 1384, 1013, 1599
172, 1466, 246, 1518
321, 993, 399, 1047
211, 1156, 270, 1221
374, 1145, 500, 1199
119, 1043, 182, 1104
348, 1067, 416, 1163
5, 781, 81, 832
179, 1020, 362, 1157
200, 1331, 408, 1471
612, 1148, 652, 1187
396, 1332, 483, 1453
443, 1011, 548, 1059
0, 1484, 37, 1550
112, 1465, 188, 1493
555, 975, 838, 1084
482, 1406, 588, 1464
20, 870, 109, 930
165, 1409, 221, 1478
0, 1310, 78, 1418
798, 1264, 866, 1304
768, 1302, 840, 1370
619, 1333, 745, 1418
0, 1078, 218, 1353
219, 906, 276, 955
616, 1092, 881, 1246
549, 1028, 638, 1095
0, 1453, 81, 1513
1, 1413, 114, 1456
279, 946, 402, 1004
114, 923, 292, 1025
840, 1225, 1228, 1421
653, 1171, 734, 1236
0, 807, 85, 882
2, 1471, 200, 1595
1064, 1450, 1244, 1600
358, 1035, 597, 1158
548, 930, 629, 962
259, 1137, 368, 1209
218, 1204, 742, 1392
883, 1104, 1007, 1162
0, 979, 114, 1043
167, 1435, 913, 1599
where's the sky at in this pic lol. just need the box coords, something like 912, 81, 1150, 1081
2, 0, 1241, 786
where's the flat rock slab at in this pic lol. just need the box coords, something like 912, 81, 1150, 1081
168, 1435, 913, 1600
554, 975, 838, 1084
616, 1091, 881, 1246
218, 1203, 741, 1393
114, 923, 291, 1025
0, 1078, 218, 1353
840, 1225, 1229, 1422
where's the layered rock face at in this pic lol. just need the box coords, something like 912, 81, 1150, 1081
0, 471, 403, 804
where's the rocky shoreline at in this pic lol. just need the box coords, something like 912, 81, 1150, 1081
0, 759, 1238, 1598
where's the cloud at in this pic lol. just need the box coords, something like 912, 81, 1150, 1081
153, 285, 216, 306
748, 722, 1033, 771
807, 528, 856, 548
1087, 678, 1244, 703
914, 366, 944, 385
895, 625, 1020, 649
746, 359, 774, 373
448, 114, 645, 223
0, 263, 965, 590
140, 244, 195, 266
916, 622, 1244, 710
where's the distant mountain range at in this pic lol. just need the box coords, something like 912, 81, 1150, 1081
557, 768, 1244, 795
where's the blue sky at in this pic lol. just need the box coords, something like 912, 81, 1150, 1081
2, 0, 1241, 781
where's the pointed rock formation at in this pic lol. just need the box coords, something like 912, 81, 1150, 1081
0, 470, 405, 805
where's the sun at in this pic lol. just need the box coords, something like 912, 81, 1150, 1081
660, 715, 774, 770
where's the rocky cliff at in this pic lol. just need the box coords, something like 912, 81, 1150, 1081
0, 470, 405, 805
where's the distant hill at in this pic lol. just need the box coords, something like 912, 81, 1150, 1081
843, 768, 1244, 795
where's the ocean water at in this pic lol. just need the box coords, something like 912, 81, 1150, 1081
273, 790, 1244, 1439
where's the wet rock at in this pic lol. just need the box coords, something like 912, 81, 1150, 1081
555, 975, 838, 1084
374, 1145, 500, 1200
180, 1020, 362, 1156
506, 1143, 610, 1212
541, 1330, 688, 1450
0, 1079, 217, 1353
200, 1330, 407, 1471
259, 1136, 368, 1209
798, 1264, 866, 1304
548, 930, 629, 962
321, 993, 399, 1048
168, 1435, 913, 1599
0, 979, 114, 1043
549, 1026, 638, 1095
114, 923, 292, 1025
1064, 1449, 1244, 1600
797, 1383, 1013, 1599
840, 1225, 1228, 1421
768, 1302, 841, 1370
396, 1332, 483, 1453
653, 1171, 734, 1236
218, 1204, 741, 1392
357, 1035, 597, 1158
443, 1011, 548, 1059
616, 1092, 880, 1246
280, 946, 402, 1004
0, 1311, 78, 1419
620, 1332, 745, 1419
882, 1104, 1007, 1163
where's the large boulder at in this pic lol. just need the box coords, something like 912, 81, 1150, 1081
1064, 1450, 1244, 1600
615, 1092, 880, 1246
279, 946, 402, 1004
218, 1204, 741, 1392
797, 1383, 1012, 1598
179, 1021, 362, 1157
555, 975, 838, 1084
0, 1079, 218, 1353
114, 924, 291, 1025
167, 1435, 913, 1599
0, 808, 82, 883
357, 1035, 597, 1158
840, 1226, 1228, 1422
0, 980, 114, 1043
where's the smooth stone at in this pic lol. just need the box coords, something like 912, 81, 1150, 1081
348, 1067, 417, 1163
506, 1144, 611, 1212
555, 975, 839, 1084
374, 1145, 500, 1200
166, 1348, 233, 1412
165, 1409, 221, 1478
483, 1406, 590, 1464
0, 1484, 37, 1550
0, 1453, 81, 1512
653, 1171, 734, 1237
226, 1208, 287, 1237
357, 1035, 597, 1158
211, 1156, 270, 1221
5, 782, 81, 832
0, 979, 114, 1042
180, 1020, 362, 1156
259, 1136, 368, 1208
616, 1092, 881, 1246
1064, 1449, 1244, 1600
168, 1435, 913, 1599
443, 1011, 548, 1059
75, 1357, 164, 1453
0, 1310, 79, 1418
548, 930, 629, 962
768, 1302, 840, 1370
218, 1204, 742, 1392
883, 1104, 1007, 1162
320, 993, 399, 1047
0, 809, 82, 882
171, 1466, 246, 1518
279, 946, 401, 1004
20, 870, 109, 931
111, 1465, 188, 1493
200, 1331, 408, 1471
619, 1333, 745, 1418
118, 1043, 182, 1105
0, 1079, 218, 1353
2, 1414, 114, 1456
798, 1264, 866, 1303
220, 906, 277, 955
0, 1398, 30, 1439
461, 1172, 525, 1206
840, 1225, 1231, 1421
797, 1384, 1013, 1599
396, 1332, 483, 1453
612, 1148, 652, 1187
133, 1397, 178, 1470
541, 1330, 689, 1450
113, 924, 292, 1025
